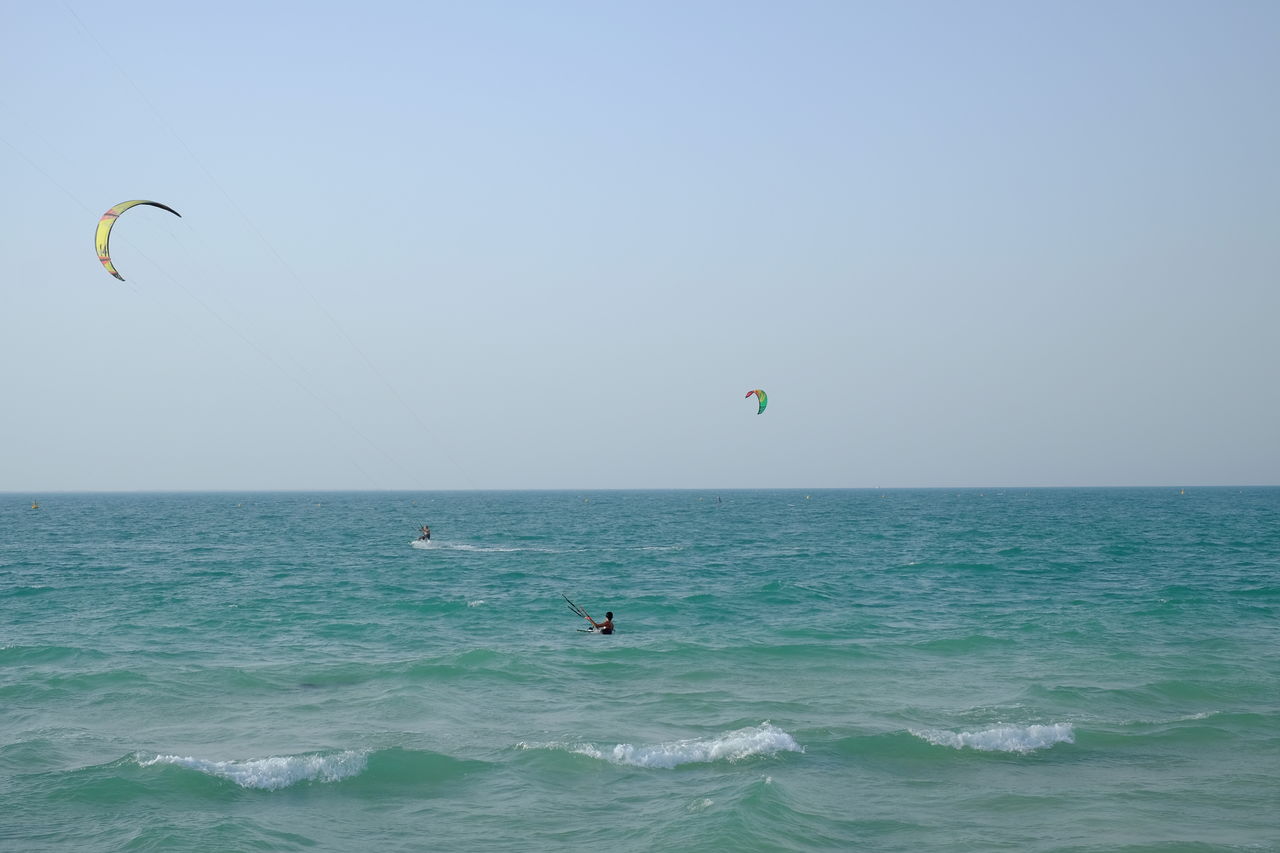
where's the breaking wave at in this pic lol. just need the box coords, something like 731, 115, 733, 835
519, 723, 803, 769
137, 750, 367, 790
910, 723, 1074, 753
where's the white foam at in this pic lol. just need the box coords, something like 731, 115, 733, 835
524, 723, 803, 769
1121, 710, 1218, 726
411, 541, 535, 553
138, 750, 367, 790
467, 599, 485, 607
413, 541, 585, 553
910, 723, 1074, 753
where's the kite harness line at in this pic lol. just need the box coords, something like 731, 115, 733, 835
562, 593, 596, 631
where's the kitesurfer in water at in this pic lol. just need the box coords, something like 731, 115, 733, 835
418, 524, 431, 541
589, 611, 614, 634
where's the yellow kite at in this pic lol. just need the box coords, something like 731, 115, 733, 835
95, 200, 181, 280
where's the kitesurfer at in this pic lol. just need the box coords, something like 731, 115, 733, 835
418, 524, 431, 541
589, 611, 614, 635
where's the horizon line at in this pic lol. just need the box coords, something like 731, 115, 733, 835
7, 484, 1277, 496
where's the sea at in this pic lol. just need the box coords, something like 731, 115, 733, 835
2, 488, 1277, 852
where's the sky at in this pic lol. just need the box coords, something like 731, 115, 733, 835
3, 0, 1278, 491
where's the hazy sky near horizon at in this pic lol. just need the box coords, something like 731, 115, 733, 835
4, 0, 1278, 491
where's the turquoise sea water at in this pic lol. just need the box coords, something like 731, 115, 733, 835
2, 489, 1278, 852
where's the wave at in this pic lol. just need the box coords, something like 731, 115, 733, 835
410, 538, 525, 551
49, 747, 484, 800
909, 723, 1074, 753
6, 584, 55, 597
1088, 711, 1278, 749
136, 750, 367, 790
913, 632, 1019, 651
0, 644, 109, 666
519, 723, 803, 769
409, 540, 573, 553
1023, 679, 1254, 713
408, 540, 682, 555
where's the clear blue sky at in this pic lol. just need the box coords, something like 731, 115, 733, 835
4, 0, 1278, 490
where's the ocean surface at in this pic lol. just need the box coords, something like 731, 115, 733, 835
2, 488, 1278, 852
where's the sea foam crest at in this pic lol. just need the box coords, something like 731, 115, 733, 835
138, 750, 367, 790
414, 541, 584, 554
911, 723, 1074, 753
535, 723, 802, 769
